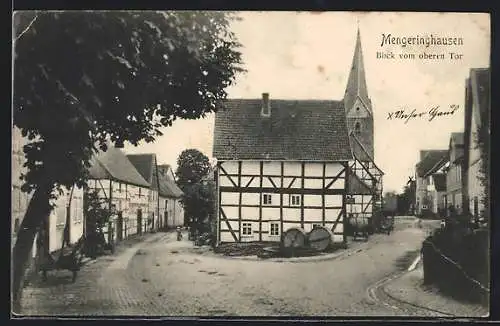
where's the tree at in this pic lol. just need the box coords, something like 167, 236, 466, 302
175, 149, 213, 235
182, 181, 216, 236
175, 148, 212, 189
12, 11, 243, 311
396, 180, 416, 216
83, 190, 113, 258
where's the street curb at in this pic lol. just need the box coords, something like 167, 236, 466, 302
380, 267, 488, 317
211, 236, 384, 263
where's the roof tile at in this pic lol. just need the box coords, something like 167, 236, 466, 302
213, 99, 353, 161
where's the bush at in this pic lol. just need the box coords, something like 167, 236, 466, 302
422, 222, 489, 304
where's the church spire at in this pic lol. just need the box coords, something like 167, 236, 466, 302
344, 26, 372, 115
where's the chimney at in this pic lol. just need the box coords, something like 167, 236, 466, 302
261, 92, 271, 117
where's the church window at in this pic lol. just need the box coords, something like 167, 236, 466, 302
356, 107, 360, 112
355, 122, 361, 133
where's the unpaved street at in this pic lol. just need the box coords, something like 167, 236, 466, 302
21, 218, 444, 316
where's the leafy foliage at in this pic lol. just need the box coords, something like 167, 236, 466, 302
175, 149, 214, 235
82, 189, 113, 257
11, 11, 244, 309
396, 180, 416, 215
475, 113, 490, 226
84, 189, 112, 232
13, 11, 244, 196
175, 148, 211, 189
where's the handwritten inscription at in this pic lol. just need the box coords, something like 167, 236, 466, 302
387, 105, 460, 124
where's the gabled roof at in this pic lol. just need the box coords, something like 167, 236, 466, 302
213, 99, 353, 161
158, 164, 175, 180
350, 132, 384, 175
347, 169, 373, 195
416, 150, 448, 177
158, 169, 183, 198
88, 147, 150, 188
127, 154, 154, 184
344, 28, 372, 115
424, 156, 449, 178
433, 174, 446, 192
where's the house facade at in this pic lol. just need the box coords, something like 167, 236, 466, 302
11, 126, 84, 272
157, 164, 184, 230
444, 132, 465, 214
127, 154, 161, 232
212, 28, 383, 245
463, 68, 490, 220
415, 150, 448, 216
87, 147, 150, 242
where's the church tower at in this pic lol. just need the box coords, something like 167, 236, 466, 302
344, 27, 374, 160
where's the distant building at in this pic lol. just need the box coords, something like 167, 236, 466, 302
463, 68, 490, 220
157, 164, 184, 229
415, 150, 448, 216
444, 132, 465, 214
127, 154, 161, 232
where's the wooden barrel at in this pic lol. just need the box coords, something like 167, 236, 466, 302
281, 227, 307, 250
307, 226, 334, 251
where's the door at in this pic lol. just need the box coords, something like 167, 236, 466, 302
137, 209, 142, 235
116, 212, 123, 241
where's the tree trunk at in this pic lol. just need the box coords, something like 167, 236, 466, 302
12, 183, 54, 314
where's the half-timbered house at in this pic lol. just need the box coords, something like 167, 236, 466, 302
127, 154, 161, 232
212, 28, 384, 245
157, 164, 184, 230
87, 147, 150, 241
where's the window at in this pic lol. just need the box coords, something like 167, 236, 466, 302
313, 224, 322, 229
290, 194, 301, 207
270, 223, 280, 236
139, 188, 142, 197
118, 183, 122, 193
242, 223, 252, 236
355, 122, 361, 133
263, 194, 273, 205
14, 218, 20, 233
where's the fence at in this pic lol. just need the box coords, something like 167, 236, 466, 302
422, 226, 489, 305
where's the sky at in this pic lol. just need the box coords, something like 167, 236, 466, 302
125, 11, 490, 193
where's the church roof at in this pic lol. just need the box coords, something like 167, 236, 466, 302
212, 98, 353, 161
344, 28, 372, 115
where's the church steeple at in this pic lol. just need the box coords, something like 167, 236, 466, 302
344, 26, 372, 115
344, 26, 375, 160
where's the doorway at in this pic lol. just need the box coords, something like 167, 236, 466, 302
137, 209, 142, 235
